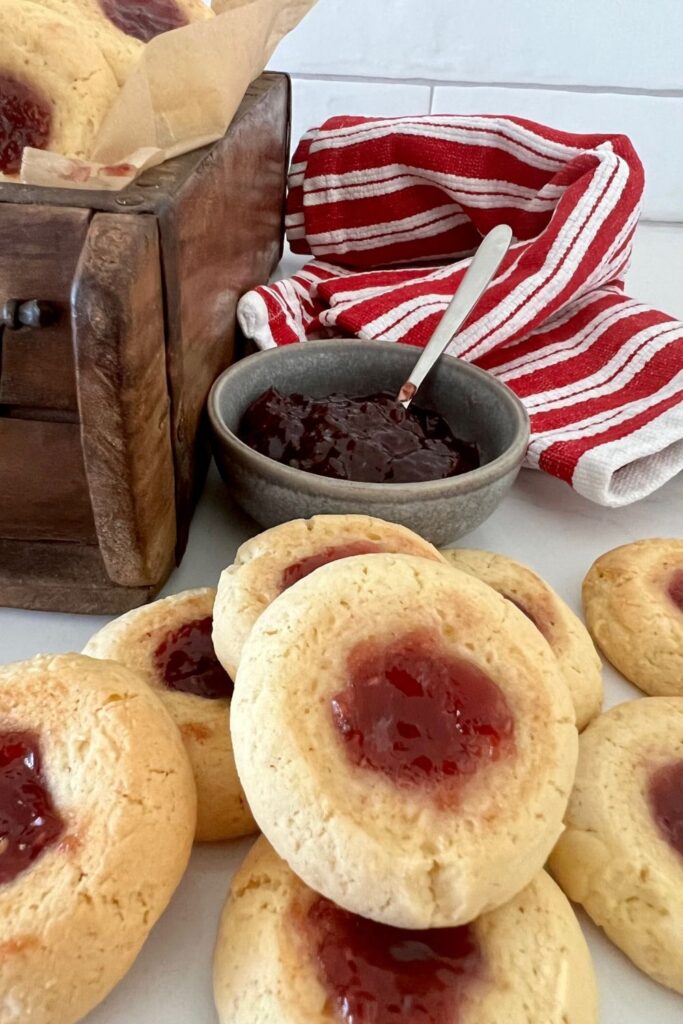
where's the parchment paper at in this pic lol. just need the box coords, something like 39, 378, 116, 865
18, 0, 317, 190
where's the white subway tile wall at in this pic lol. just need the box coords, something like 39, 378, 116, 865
268, 0, 683, 222
431, 87, 683, 222
288, 79, 431, 156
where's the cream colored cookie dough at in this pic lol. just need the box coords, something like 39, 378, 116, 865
549, 697, 683, 994
32, 0, 213, 84
84, 588, 256, 843
213, 514, 446, 677
442, 548, 602, 730
214, 838, 598, 1024
583, 538, 683, 696
0, 653, 195, 1024
0, 1, 119, 169
232, 554, 578, 929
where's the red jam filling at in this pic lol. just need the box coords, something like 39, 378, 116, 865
238, 388, 480, 484
305, 896, 482, 1024
153, 616, 234, 700
0, 74, 51, 175
331, 634, 515, 789
0, 732, 64, 885
99, 0, 189, 43
649, 760, 683, 857
282, 541, 385, 590
668, 570, 683, 614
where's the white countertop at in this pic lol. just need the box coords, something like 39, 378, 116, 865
1, 467, 680, 1024
1, 223, 682, 1023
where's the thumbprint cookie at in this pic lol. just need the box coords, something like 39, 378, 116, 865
84, 588, 256, 842
231, 554, 577, 928
32, 0, 214, 84
442, 548, 602, 729
0, 1, 118, 176
213, 838, 598, 1024
213, 514, 446, 678
583, 538, 683, 697
0, 653, 195, 1024
549, 697, 683, 994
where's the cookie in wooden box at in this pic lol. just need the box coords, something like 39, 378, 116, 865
0, 1, 118, 175
32, 0, 214, 84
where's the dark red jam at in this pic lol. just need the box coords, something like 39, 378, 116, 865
153, 616, 234, 700
0, 74, 51, 175
331, 633, 514, 789
649, 760, 683, 857
668, 570, 683, 614
99, 0, 188, 42
282, 541, 385, 590
305, 895, 482, 1024
0, 732, 64, 885
238, 388, 479, 484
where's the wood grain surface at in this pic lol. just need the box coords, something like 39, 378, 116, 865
160, 72, 290, 553
72, 212, 177, 587
0, 538, 157, 613
0, 419, 96, 542
0, 73, 289, 612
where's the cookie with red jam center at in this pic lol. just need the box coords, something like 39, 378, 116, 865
0, 1, 118, 172
213, 514, 447, 678
0, 653, 195, 1024
231, 553, 577, 928
550, 696, 683, 994
442, 548, 603, 730
583, 538, 683, 697
213, 839, 598, 1024
84, 588, 256, 843
32, 0, 213, 85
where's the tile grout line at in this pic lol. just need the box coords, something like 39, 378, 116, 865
281, 70, 683, 99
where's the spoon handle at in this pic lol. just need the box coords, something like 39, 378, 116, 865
397, 223, 513, 408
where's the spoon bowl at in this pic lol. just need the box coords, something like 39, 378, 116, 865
208, 339, 529, 545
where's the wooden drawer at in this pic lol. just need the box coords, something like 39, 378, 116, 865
0, 206, 88, 412
0, 72, 290, 613
0, 419, 95, 542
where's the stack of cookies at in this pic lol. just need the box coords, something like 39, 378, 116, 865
0, 0, 213, 175
1, 517, 681, 1023
210, 516, 600, 1022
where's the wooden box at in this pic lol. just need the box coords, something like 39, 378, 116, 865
0, 73, 290, 614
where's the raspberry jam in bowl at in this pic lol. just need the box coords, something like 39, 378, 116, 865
208, 339, 529, 546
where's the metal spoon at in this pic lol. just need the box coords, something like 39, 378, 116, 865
397, 223, 513, 409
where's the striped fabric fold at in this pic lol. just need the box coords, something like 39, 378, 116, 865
237, 114, 683, 506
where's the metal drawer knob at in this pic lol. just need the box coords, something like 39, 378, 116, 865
0, 300, 57, 331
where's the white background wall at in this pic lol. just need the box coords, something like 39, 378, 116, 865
267, 0, 683, 318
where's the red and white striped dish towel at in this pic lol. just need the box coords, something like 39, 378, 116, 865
237, 114, 683, 506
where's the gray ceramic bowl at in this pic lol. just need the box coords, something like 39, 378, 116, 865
208, 340, 529, 545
